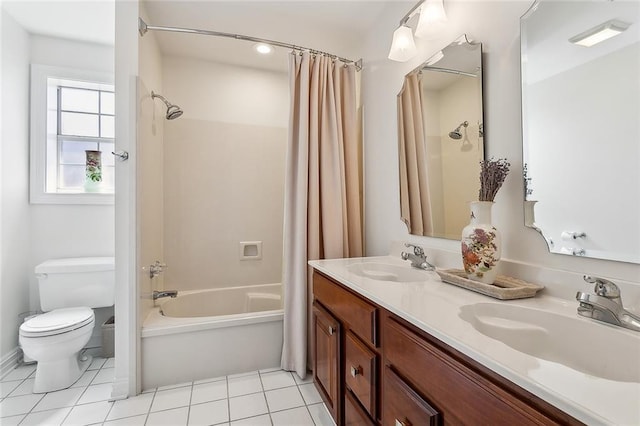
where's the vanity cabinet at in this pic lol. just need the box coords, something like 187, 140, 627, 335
312, 270, 583, 426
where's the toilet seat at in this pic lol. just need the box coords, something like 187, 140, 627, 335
20, 307, 94, 338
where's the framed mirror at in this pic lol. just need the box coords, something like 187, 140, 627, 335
398, 35, 484, 239
521, 0, 639, 264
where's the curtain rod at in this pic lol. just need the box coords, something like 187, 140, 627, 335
421, 66, 477, 78
138, 18, 363, 71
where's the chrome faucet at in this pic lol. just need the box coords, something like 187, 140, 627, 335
401, 243, 435, 271
152, 290, 178, 300
576, 275, 640, 332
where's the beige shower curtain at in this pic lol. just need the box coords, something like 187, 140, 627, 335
398, 71, 433, 235
281, 51, 363, 378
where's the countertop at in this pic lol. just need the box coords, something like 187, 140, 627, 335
309, 256, 640, 426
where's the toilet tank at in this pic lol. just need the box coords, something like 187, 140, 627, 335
35, 257, 115, 311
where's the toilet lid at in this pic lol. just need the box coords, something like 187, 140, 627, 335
20, 307, 94, 337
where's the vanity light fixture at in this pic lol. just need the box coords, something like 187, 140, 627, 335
415, 0, 448, 39
388, 26, 418, 62
253, 43, 273, 54
388, 0, 448, 62
569, 19, 631, 47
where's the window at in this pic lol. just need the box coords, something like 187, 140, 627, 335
30, 65, 115, 204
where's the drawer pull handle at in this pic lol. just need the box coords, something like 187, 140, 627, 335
328, 326, 335, 335
350, 365, 361, 377
395, 419, 411, 426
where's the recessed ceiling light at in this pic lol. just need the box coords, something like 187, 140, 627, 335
253, 43, 273, 55
569, 19, 631, 47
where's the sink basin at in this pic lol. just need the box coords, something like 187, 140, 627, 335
459, 303, 640, 382
347, 262, 430, 282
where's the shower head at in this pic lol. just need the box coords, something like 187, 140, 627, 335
449, 121, 468, 140
151, 91, 183, 120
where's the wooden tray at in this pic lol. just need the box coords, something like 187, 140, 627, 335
435, 269, 544, 300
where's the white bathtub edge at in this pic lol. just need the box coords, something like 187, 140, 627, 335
141, 307, 284, 338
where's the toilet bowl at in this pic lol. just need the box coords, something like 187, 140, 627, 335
19, 307, 95, 393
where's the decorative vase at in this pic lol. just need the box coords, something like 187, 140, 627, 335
461, 201, 501, 284
84, 150, 102, 192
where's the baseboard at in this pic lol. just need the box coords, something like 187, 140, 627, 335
110, 377, 130, 401
1, 348, 21, 379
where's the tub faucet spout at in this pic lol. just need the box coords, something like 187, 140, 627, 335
153, 290, 178, 300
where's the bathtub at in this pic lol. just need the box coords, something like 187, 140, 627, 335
141, 283, 283, 389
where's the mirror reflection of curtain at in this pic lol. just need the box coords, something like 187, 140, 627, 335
281, 51, 363, 378
398, 71, 432, 235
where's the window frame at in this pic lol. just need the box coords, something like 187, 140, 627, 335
30, 64, 115, 205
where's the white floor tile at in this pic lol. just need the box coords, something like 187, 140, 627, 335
270, 406, 315, 426
157, 381, 192, 391
146, 406, 189, 426
70, 370, 98, 388
265, 386, 304, 413
91, 367, 115, 385
260, 370, 296, 391
0, 380, 23, 398
103, 358, 116, 368
228, 393, 268, 421
193, 376, 226, 385
298, 383, 323, 405
0, 393, 43, 417
106, 393, 154, 421
103, 414, 147, 426
293, 372, 313, 385
32, 387, 84, 412
228, 373, 262, 397
20, 406, 72, 426
191, 380, 227, 405
307, 403, 335, 426
7, 378, 35, 397
62, 400, 112, 425
0, 414, 25, 425
87, 357, 107, 371
229, 414, 271, 426
1, 365, 36, 382
187, 399, 229, 426
258, 367, 281, 374
76, 383, 112, 405
150, 386, 192, 412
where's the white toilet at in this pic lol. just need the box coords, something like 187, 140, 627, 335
19, 257, 115, 393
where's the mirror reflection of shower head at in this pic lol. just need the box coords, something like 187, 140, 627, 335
151, 91, 183, 120
449, 121, 468, 140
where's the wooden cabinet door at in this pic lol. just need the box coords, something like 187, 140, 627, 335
313, 302, 340, 422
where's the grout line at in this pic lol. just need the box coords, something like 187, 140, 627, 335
143, 387, 157, 425
185, 380, 194, 426
225, 375, 231, 425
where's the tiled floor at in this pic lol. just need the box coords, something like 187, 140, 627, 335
0, 359, 334, 426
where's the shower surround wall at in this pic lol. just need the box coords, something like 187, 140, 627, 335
138, 4, 165, 325
161, 56, 288, 291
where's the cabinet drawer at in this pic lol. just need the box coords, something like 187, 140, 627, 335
345, 331, 377, 418
382, 366, 439, 426
384, 316, 557, 425
314, 272, 378, 346
345, 390, 376, 426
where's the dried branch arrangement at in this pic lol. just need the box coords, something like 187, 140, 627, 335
479, 158, 510, 201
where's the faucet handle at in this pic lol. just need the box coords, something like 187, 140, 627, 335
583, 275, 620, 299
404, 243, 424, 256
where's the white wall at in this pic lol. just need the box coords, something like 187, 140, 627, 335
28, 35, 115, 344
1, 9, 32, 364
161, 57, 288, 291
361, 1, 640, 287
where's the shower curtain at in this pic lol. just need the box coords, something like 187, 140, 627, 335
398, 71, 433, 235
281, 51, 363, 378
